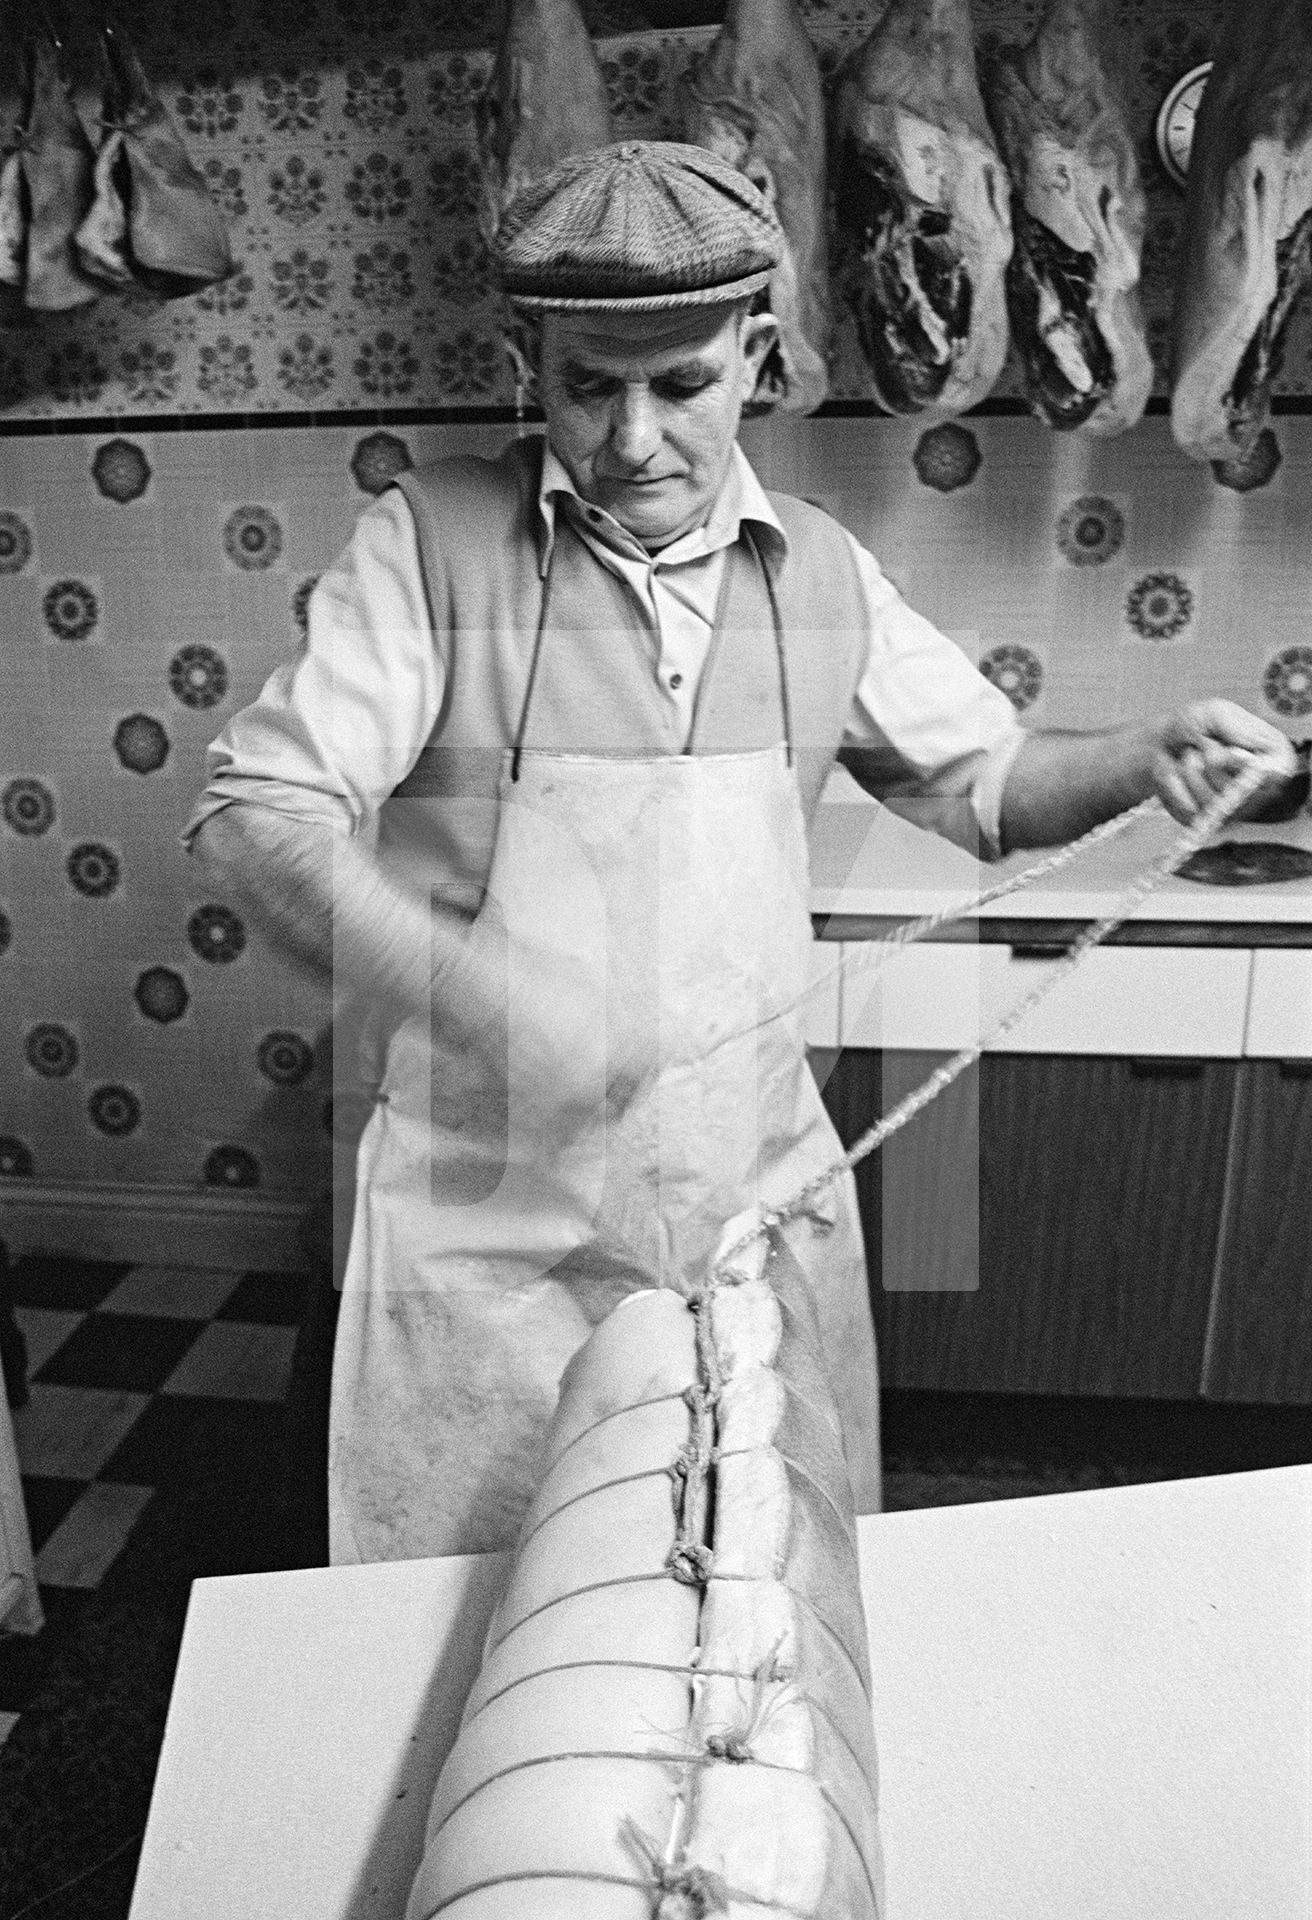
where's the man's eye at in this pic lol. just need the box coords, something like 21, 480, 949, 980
565, 376, 616, 400
655, 378, 713, 400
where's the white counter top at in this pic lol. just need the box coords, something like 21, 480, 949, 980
810, 775, 1312, 928
130, 1467, 1312, 1920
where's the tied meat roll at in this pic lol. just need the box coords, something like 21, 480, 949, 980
405, 1221, 884, 1919
1170, 0, 1312, 461
981, 0, 1153, 435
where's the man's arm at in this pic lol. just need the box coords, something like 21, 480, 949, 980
191, 804, 483, 1026
194, 802, 620, 1119
999, 700, 1299, 853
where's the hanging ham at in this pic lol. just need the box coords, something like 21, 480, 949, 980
475, 0, 614, 249
0, 41, 27, 323
18, 33, 99, 312
981, 0, 1152, 435
1170, 0, 1312, 461
72, 26, 232, 297
830, 0, 1013, 416
681, 0, 832, 414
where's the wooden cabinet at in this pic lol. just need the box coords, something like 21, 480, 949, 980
822, 1049, 1241, 1399
1203, 1063, 1312, 1405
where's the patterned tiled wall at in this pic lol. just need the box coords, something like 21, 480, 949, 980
2, 410, 1309, 1201
0, 0, 1309, 417
2, 0, 1311, 1211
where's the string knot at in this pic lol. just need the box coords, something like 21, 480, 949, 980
665, 1540, 714, 1586
653, 1865, 730, 1917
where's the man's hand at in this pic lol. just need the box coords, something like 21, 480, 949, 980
1000, 702, 1298, 853
1150, 699, 1298, 826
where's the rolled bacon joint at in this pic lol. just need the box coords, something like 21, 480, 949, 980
830, 0, 1013, 417
405, 1221, 884, 1919
475, 0, 615, 251
1170, 0, 1312, 462
681, 0, 832, 415
981, 0, 1153, 435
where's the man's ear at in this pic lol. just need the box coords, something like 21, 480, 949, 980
738, 308, 780, 401
502, 310, 544, 403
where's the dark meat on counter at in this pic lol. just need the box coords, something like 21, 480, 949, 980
1176, 840, 1312, 886
830, 0, 1013, 416
681, 0, 832, 414
476, 0, 614, 249
981, 0, 1152, 435
1171, 0, 1312, 461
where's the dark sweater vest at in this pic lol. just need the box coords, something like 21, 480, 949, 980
385, 437, 868, 908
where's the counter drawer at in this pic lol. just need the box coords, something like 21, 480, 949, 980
1245, 951, 1312, 1059
803, 941, 842, 1048
839, 943, 1252, 1058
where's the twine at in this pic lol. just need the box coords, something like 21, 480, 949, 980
835, 795, 1162, 981
723, 758, 1271, 1274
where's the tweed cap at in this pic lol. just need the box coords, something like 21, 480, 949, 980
494, 141, 783, 312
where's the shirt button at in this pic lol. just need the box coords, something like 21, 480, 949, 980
669, 673, 684, 690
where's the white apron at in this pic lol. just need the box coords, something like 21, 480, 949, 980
328, 539, 881, 1561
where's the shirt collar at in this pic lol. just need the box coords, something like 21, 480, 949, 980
535, 439, 787, 578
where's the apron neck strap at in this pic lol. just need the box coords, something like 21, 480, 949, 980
510, 512, 794, 782
510, 543, 557, 783
745, 522, 794, 768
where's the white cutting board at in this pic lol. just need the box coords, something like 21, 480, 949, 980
129, 1466, 1312, 1920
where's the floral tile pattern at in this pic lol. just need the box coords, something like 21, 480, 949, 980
979, 644, 1044, 711
113, 717, 171, 776
91, 441, 153, 505
1263, 648, 1312, 720
66, 845, 122, 900
0, 0, 1306, 422
0, 409, 1307, 1210
42, 581, 101, 643
3, 780, 56, 837
133, 970, 190, 1026
4, 0, 1312, 1227
169, 646, 231, 711
1125, 571, 1195, 643
187, 904, 248, 964
1056, 496, 1125, 568
913, 425, 983, 493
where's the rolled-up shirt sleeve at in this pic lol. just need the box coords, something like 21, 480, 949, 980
182, 487, 443, 847
837, 535, 1026, 860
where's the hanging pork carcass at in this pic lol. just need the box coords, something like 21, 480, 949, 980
830, 0, 1013, 416
981, 0, 1153, 435
1170, 0, 1312, 461
682, 0, 833, 414
475, 0, 614, 250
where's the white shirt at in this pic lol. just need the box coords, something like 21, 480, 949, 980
187, 441, 1025, 858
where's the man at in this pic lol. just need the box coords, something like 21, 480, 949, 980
188, 143, 1295, 1564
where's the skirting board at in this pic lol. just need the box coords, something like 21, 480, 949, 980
0, 1182, 312, 1274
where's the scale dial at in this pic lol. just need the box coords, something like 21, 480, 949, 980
1155, 63, 1213, 189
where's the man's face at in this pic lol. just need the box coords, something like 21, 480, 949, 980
537, 303, 777, 549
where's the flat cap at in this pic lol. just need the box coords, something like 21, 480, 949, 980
493, 140, 783, 312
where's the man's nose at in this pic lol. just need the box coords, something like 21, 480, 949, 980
608, 386, 660, 468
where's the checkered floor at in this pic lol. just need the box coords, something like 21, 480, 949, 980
1, 1255, 303, 1751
